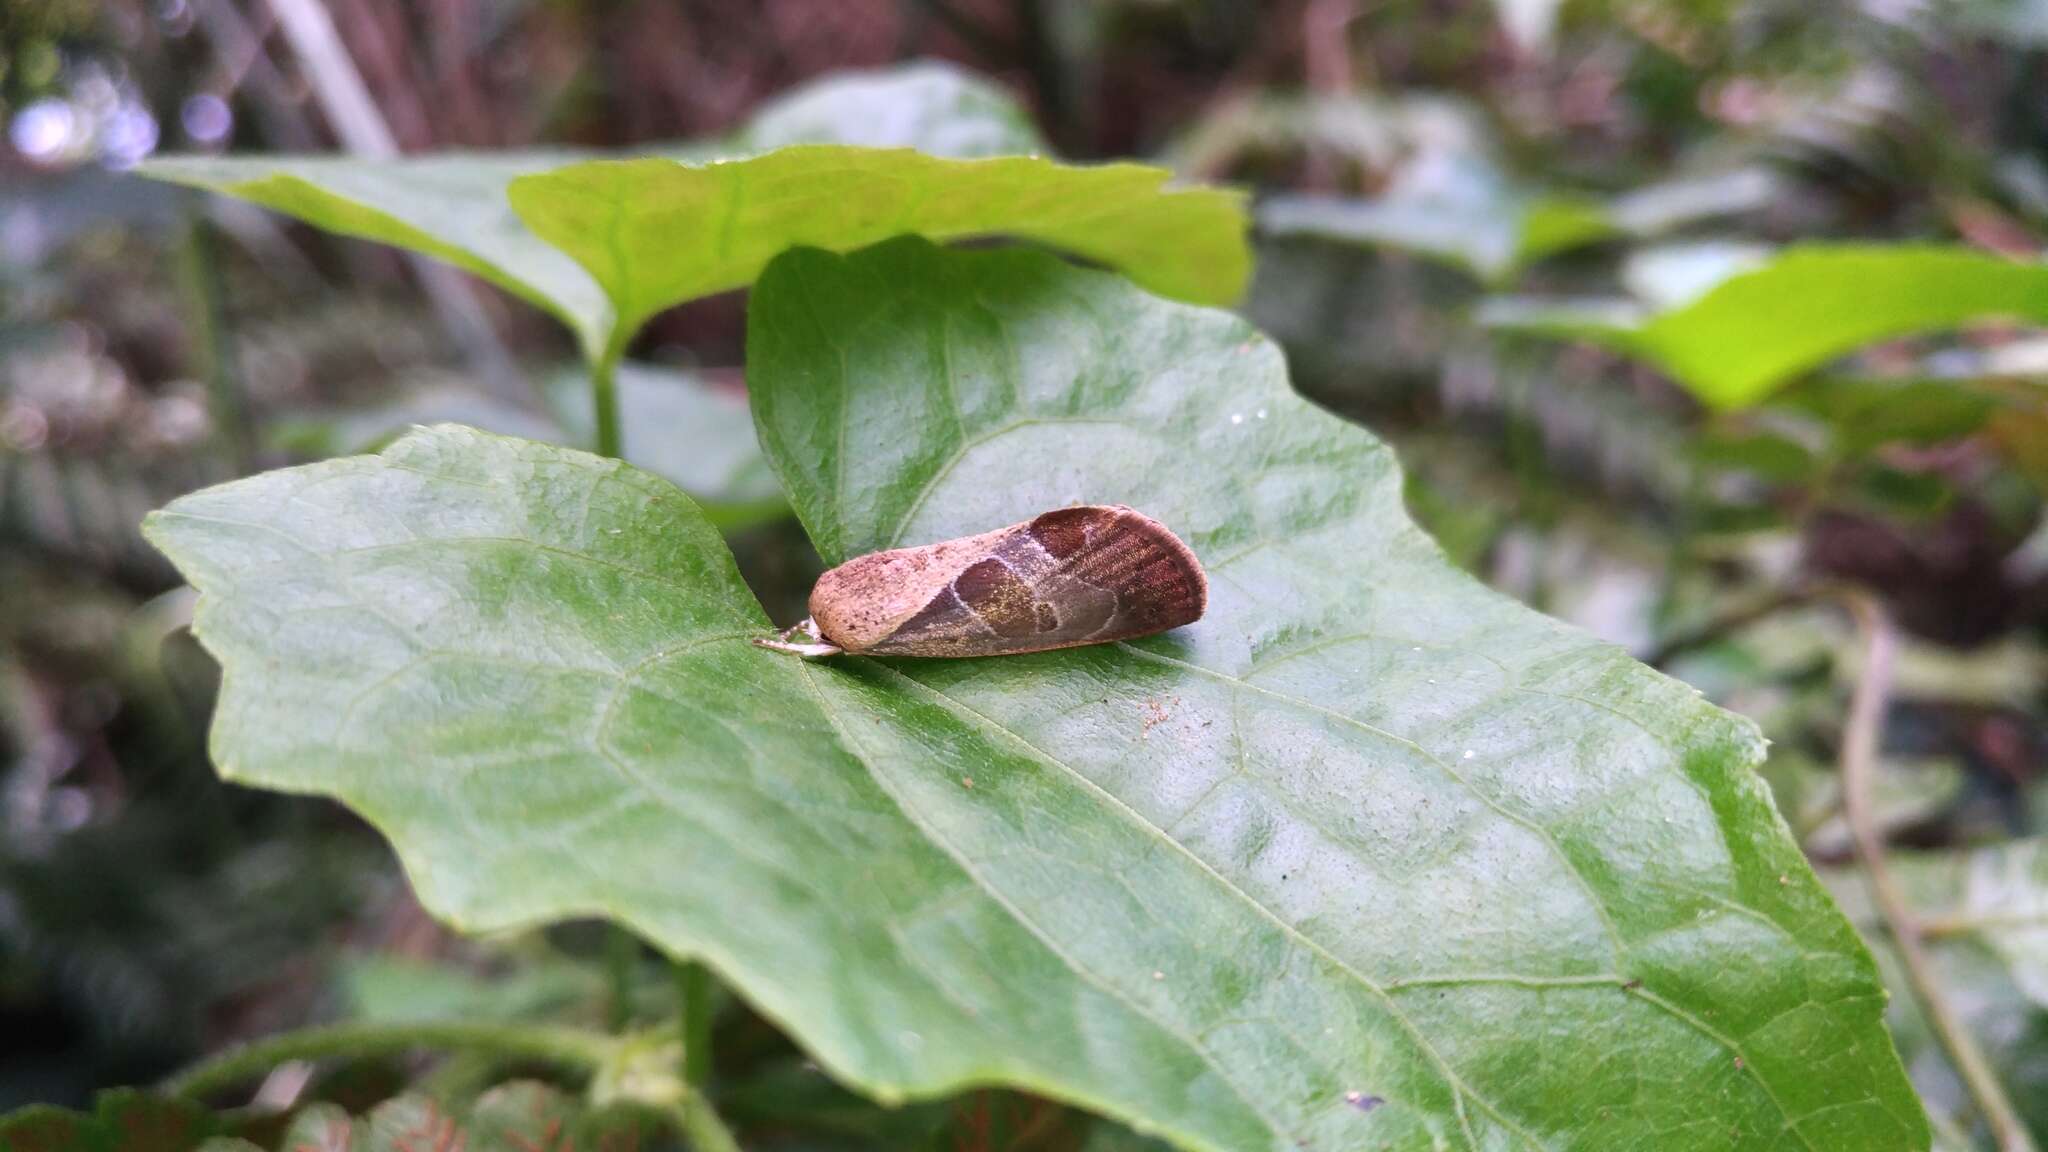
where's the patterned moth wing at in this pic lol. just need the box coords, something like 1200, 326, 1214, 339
806, 505, 1206, 658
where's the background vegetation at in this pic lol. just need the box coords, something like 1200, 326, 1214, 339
3, 1, 2046, 1149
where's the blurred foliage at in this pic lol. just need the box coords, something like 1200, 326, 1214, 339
3, 0, 2047, 1147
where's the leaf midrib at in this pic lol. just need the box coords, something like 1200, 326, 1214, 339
798, 647, 1548, 1147
791, 659, 1303, 1152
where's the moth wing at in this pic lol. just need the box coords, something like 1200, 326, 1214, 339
1032, 506, 1207, 641
870, 506, 1203, 658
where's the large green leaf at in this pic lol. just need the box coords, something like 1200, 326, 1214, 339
140, 65, 1244, 362
145, 239, 1922, 1151
505, 146, 1246, 355
1484, 246, 2048, 408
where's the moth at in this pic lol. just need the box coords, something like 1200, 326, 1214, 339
755, 505, 1207, 659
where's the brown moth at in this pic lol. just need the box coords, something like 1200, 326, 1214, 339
754, 505, 1207, 659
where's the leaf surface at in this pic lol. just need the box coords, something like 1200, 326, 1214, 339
145, 240, 1923, 1151
505, 146, 1246, 351
143, 153, 611, 350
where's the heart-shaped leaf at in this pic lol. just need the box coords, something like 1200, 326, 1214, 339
145, 240, 1922, 1151
1483, 245, 2048, 408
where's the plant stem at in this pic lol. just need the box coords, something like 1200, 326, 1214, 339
668, 1088, 745, 1152
1838, 591, 2039, 1152
175, 211, 248, 474
592, 346, 623, 460
605, 924, 638, 1030
677, 962, 714, 1087
162, 1021, 615, 1101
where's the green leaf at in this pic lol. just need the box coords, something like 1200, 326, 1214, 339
1, 1091, 216, 1152
142, 152, 612, 352
341, 953, 606, 1026
141, 66, 1245, 363
1485, 246, 2048, 408
1775, 377, 2004, 454
506, 146, 1247, 355
138, 61, 1019, 358
1689, 429, 1822, 485
145, 240, 1923, 1150
734, 59, 1047, 157
1259, 190, 1615, 281
1260, 168, 1775, 282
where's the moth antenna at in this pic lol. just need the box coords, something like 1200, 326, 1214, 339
752, 618, 844, 659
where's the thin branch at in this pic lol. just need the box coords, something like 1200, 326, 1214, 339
162, 1021, 616, 1101
667, 1087, 744, 1152
1646, 583, 1817, 667
1916, 909, 2048, 938
1839, 591, 2039, 1152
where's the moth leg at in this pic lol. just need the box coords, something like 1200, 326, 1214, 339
751, 618, 844, 659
